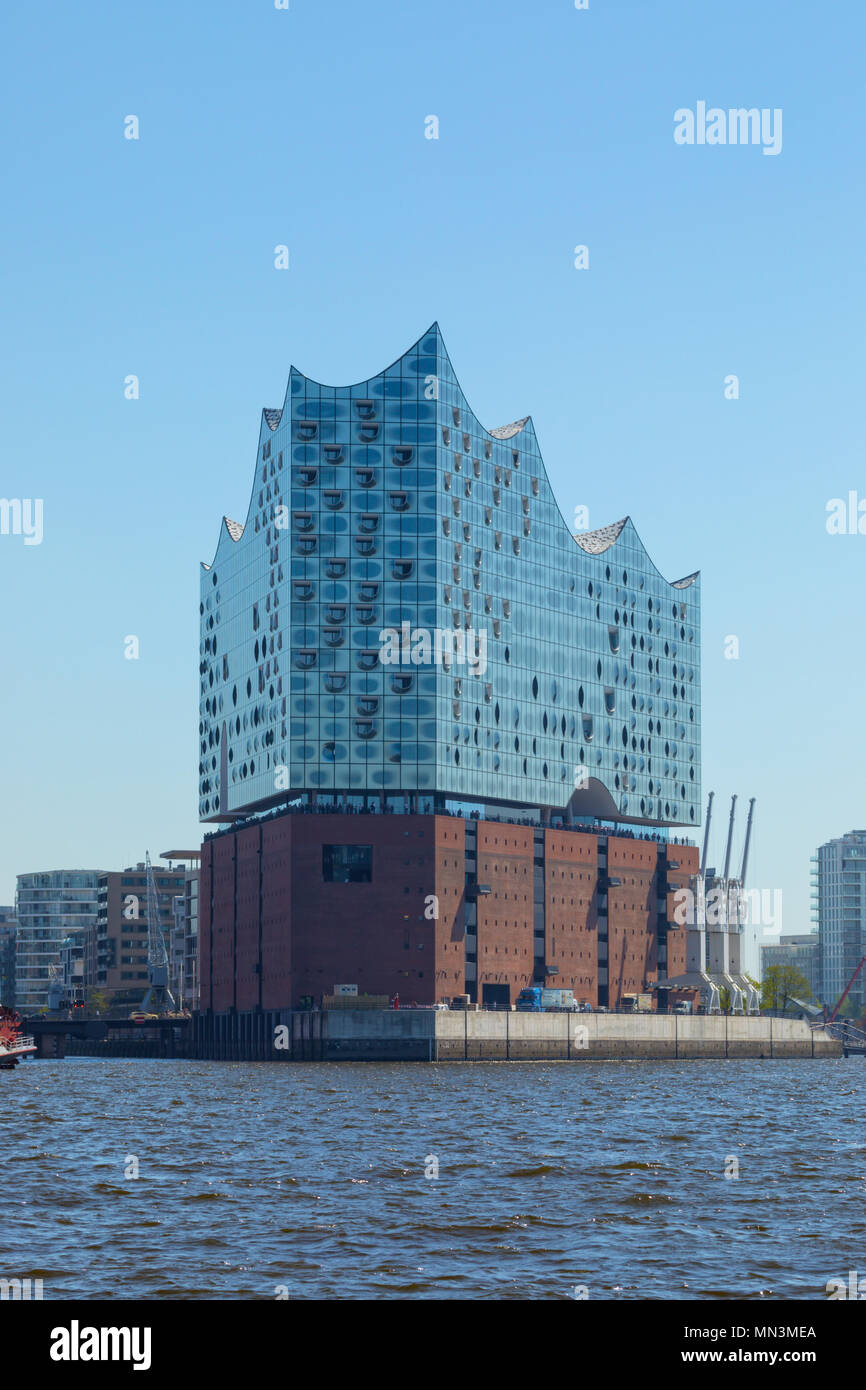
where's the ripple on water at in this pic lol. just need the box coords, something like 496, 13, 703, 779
6, 1057, 866, 1300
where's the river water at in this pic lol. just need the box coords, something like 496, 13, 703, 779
5, 1057, 865, 1300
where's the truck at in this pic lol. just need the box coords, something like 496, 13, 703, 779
620, 993, 653, 1014
516, 987, 579, 1012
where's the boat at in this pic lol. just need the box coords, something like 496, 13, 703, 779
0, 1007, 37, 1069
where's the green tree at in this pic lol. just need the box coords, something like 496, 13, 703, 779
761, 965, 811, 1014
86, 988, 110, 1018
835, 993, 860, 1020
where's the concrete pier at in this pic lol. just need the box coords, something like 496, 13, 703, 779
329, 1010, 839, 1062
190, 1008, 841, 1062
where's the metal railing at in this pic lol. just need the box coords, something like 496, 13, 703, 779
812, 1020, 866, 1047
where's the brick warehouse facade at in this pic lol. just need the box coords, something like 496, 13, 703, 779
199, 811, 699, 1014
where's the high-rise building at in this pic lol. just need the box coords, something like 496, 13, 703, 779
14, 872, 103, 1012
813, 830, 866, 1010
197, 328, 703, 1025
199, 324, 700, 828
0, 907, 16, 1008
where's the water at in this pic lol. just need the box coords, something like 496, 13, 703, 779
5, 1057, 866, 1300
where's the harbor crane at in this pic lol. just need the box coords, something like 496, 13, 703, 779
698, 791, 760, 1014
139, 852, 177, 1015
660, 790, 757, 1015
700, 790, 714, 874
722, 794, 737, 882
740, 797, 756, 884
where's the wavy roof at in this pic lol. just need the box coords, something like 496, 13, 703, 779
201, 324, 699, 594
489, 417, 530, 440
574, 518, 628, 554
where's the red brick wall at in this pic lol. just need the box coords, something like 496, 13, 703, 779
665, 843, 700, 1004
544, 829, 598, 1005
290, 816, 436, 1006
475, 823, 534, 1005
261, 816, 293, 1010
434, 818, 466, 1002
199, 842, 212, 1011
235, 825, 262, 1013
210, 833, 237, 1013
607, 836, 658, 1006
198, 813, 698, 1015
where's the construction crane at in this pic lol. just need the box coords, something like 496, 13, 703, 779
827, 956, 866, 1025
139, 852, 177, 1015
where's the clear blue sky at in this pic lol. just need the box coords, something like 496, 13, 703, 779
1, 0, 863, 944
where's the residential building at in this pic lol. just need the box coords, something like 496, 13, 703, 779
14, 872, 103, 1012
87, 864, 186, 1010
812, 830, 866, 1009
0, 907, 16, 1008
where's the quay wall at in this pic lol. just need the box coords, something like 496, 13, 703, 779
190, 1009, 841, 1062
45, 1013, 840, 1062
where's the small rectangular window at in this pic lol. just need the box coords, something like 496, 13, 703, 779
323, 845, 372, 884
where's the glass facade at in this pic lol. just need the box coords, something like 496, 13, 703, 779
14, 871, 103, 1011
200, 325, 701, 828
813, 830, 866, 1007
